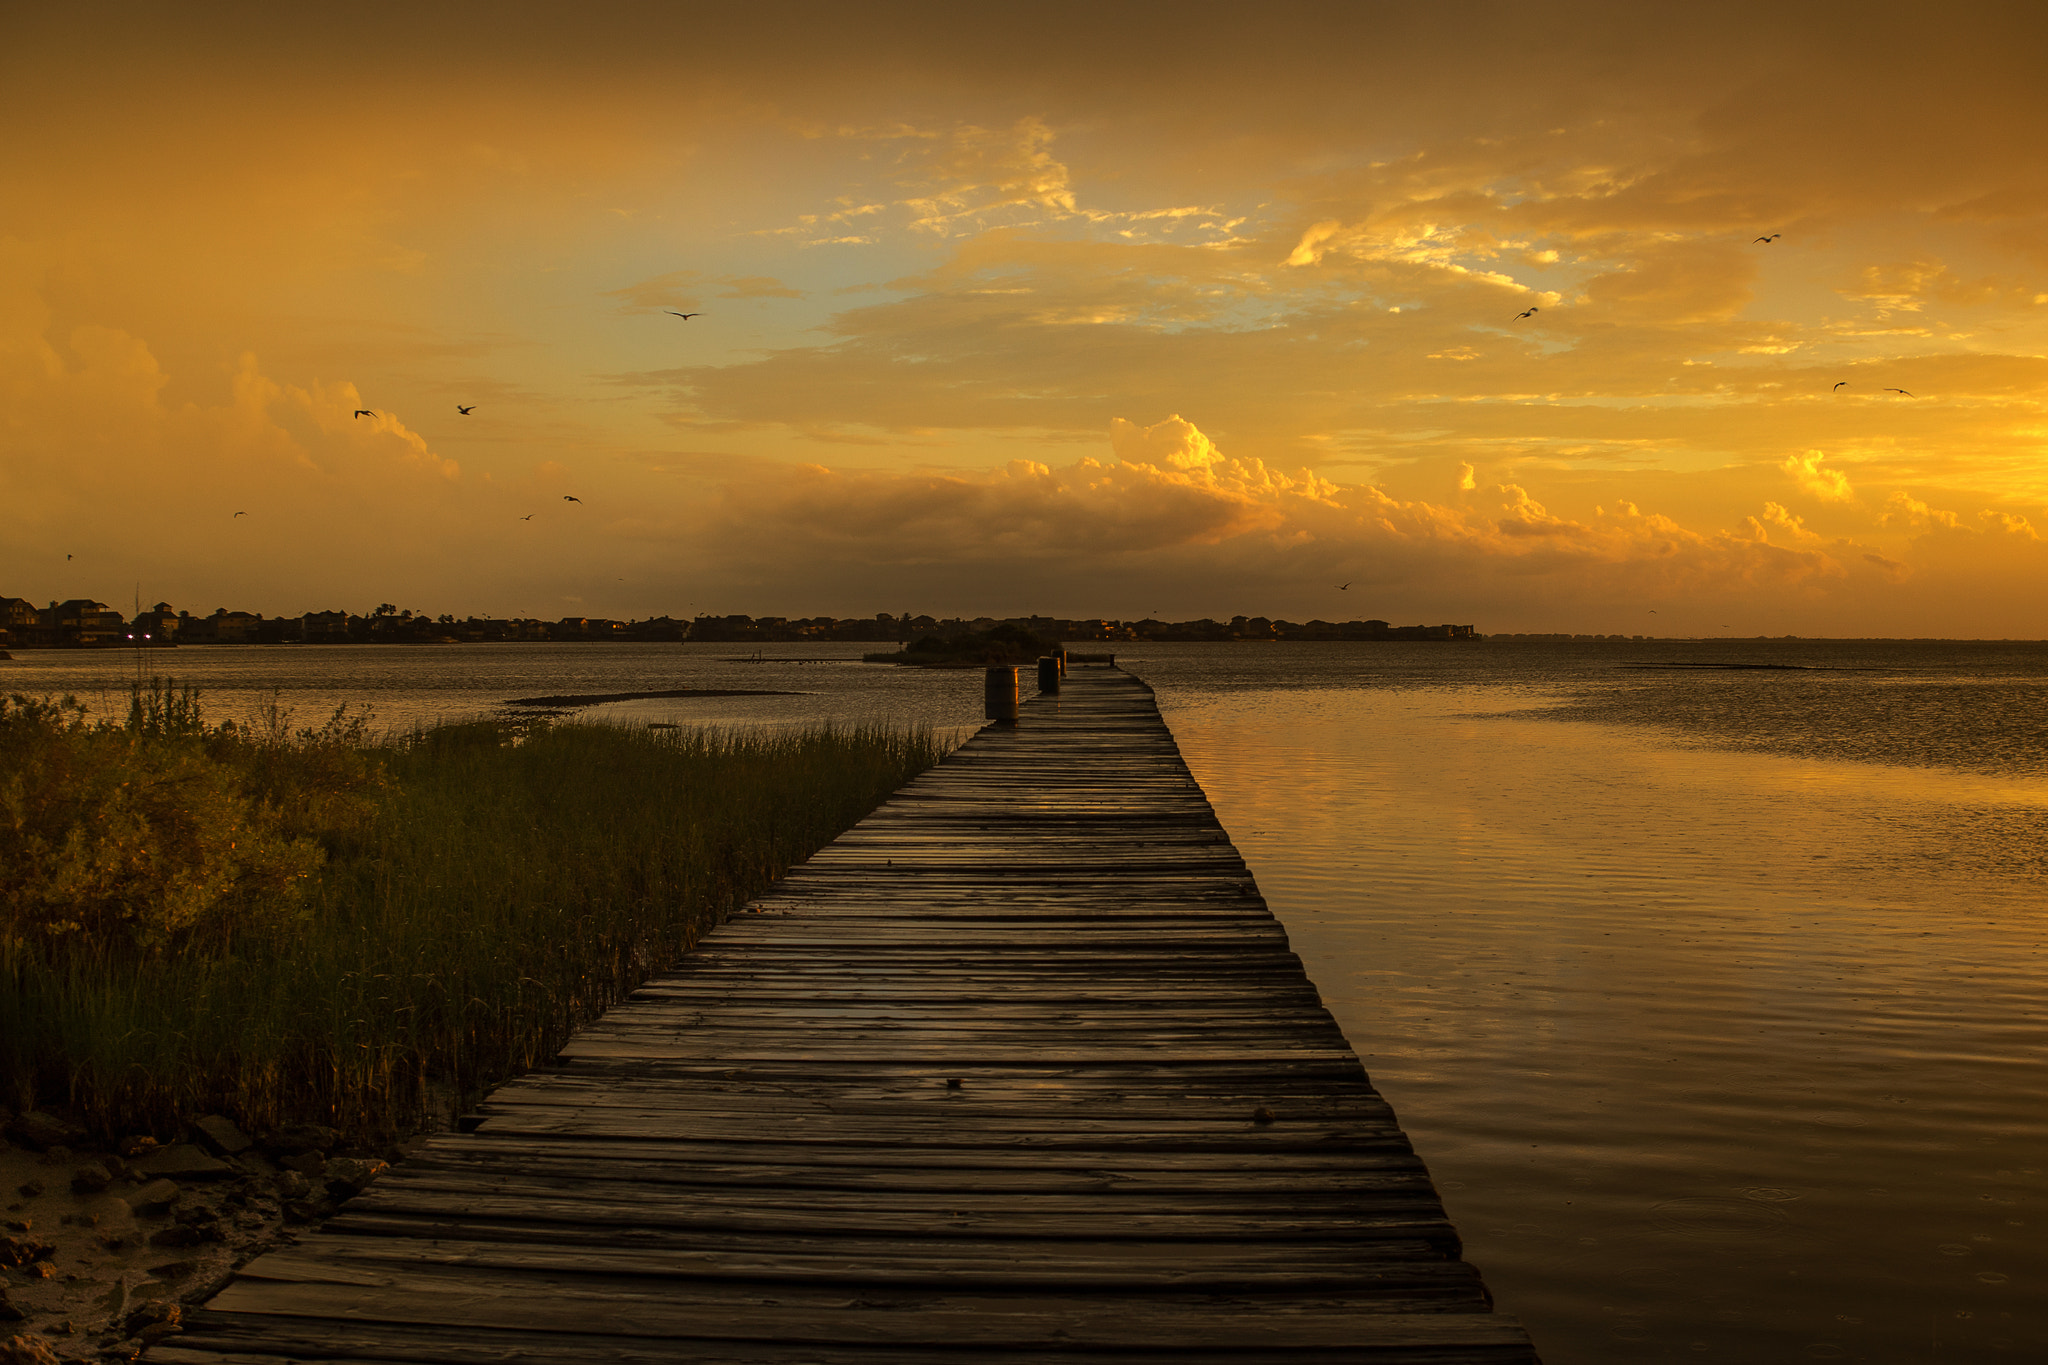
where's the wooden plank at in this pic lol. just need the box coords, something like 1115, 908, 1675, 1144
189, 667, 1534, 1362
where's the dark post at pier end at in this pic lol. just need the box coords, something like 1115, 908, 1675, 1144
1037, 656, 1061, 695
984, 665, 1020, 724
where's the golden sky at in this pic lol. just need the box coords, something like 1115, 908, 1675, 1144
6, 2, 2047, 635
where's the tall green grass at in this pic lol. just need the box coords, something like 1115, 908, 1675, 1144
1, 689, 947, 1142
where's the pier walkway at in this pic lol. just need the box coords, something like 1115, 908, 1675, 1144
172, 666, 1536, 1363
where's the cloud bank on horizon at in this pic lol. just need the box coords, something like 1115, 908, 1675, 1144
4, 2, 2046, 635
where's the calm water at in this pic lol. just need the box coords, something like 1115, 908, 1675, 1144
5, 639, 2044, 1361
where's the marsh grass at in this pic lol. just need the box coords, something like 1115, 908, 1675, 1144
1, 690, 946, 1142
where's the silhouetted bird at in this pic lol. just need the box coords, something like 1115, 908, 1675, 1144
1514, 306, 1539, 320
563, 495, 582, 503
233, 511, 247, 518
1833, 382, 1848, 391
667, 311, 700, 320
520, 514, 535, 521
66, 554, 72, 561
457, 405, 475, 415
353, 409, 375, 418
1754, 234, 1780, 243
1884, 387, 1914, 396
1337, 582, 1352, 590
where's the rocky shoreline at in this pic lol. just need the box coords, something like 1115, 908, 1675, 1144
2, 1109, 403, 1363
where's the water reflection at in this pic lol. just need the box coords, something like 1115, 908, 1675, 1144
1140, 654, 2047, 1364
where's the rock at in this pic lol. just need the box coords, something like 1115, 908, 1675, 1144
68, 1169, 111, 1196
0, 1221, 26, 1235
119, 1304, 178, 1339
272, 1171, 310, 1201
0, 1292, 21, 1323
128, 1146, 231, 1182
17, 1265, 51, 1282
12, 1184, 41, 1200
145, 1225, 208, 1248
322, 1158, 387, 1199
277, 1152, 325, 1179
0, 1335, 60, 1365
144, 1261, 194, 1281
189, 1117, 252, 1158
263, 1125, 338, 1158
5, 1114, 85, 1153
121, 1180, 178, 1214
113, 1138, 157, 1161
282, 1197, 334, 1224
0, 1234, 56, 1268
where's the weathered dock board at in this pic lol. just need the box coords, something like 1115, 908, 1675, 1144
169, 666, 1536, 1363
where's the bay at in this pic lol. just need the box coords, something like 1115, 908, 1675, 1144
4, 636, 2043, 1361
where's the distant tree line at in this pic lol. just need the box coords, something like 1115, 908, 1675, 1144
1, 596, 1476, 650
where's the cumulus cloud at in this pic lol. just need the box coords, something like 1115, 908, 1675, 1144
1881, 491, 1962, 530
1781, 450, 1856, 503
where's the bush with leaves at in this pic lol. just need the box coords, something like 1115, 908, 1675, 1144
0, 684, 384, 954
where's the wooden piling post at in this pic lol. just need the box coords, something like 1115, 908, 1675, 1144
1037, 655, 1061, 694
983, 665, 1019, 723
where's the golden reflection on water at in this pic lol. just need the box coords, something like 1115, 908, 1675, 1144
1157, 680, 2048, 1365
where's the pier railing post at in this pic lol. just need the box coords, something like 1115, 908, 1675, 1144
984, 665, 1019, 724
1036, 656, 1061, 694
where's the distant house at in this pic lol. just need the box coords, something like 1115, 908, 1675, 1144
49, 599, 127, 647
0, 596, 44, 647
182, 609, 262, 644
301, 610, 352, 643
130, 602, 181, 644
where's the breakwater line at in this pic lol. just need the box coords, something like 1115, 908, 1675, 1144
171, 664, 1534, 1362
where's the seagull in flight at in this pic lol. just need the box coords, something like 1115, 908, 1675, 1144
1833, 381, 1848, 391
1754, 234, 1781, 244
666, 311, 700, 320
233, 511, 247, 518
563, 495, 582, 503
1514, 306, 1539, 320
1336, 582, 1352, 590
520, 514, 535, 521
456, 405, 475, 415
353, 409, 375, 419
1884, 387, 1914, 396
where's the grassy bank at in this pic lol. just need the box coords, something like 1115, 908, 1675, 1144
1, 685, 948, 1143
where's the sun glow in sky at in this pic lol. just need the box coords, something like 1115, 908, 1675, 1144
6, 1, 2047, 635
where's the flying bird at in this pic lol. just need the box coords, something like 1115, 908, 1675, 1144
353, 409, 375, 418
666, 311, 700, 320
233, 511, 247, 518
1884, 387, 1914, 396
1337, 582, 1352, 590
520, 514, 535, 521
563, 495, 582, 503
456, 405, 475, 415
1754, 234, 1781, 244
1514, 306, 1539, 320
1833, 381, 1847, 391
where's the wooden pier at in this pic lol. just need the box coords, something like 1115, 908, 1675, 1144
169, 666, 1535, 1363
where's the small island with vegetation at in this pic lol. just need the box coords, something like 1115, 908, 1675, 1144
862, 623, 1059, 669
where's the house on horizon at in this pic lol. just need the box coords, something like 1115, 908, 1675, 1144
49, 599, 127, 647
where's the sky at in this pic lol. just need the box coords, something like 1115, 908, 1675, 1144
5, 1, 2047, 636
